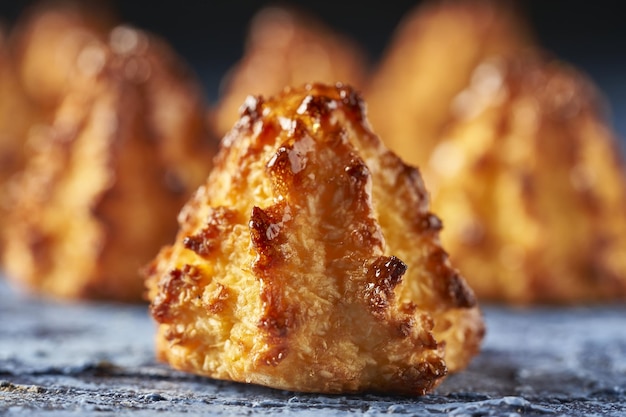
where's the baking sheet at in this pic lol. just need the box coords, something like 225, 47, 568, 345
1, 278, 624, 416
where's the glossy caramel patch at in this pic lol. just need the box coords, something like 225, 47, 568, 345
183, 207, 238, 258
151, 264, 202, 323
365, 255, 407, 317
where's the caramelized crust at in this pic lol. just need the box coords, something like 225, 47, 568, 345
428, 53, 626, 304
145, 83, 483, 394
365, 0, 532, 181
2, 25, 215, 301
213, 6, 368, 137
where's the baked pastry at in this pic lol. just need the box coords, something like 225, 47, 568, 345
1, 0, 113, 198
145, 83, 484, 395
10, 0, 114, 111
2, 25, 215, 301
428, 53, 626, 304
0, 28, 28, 173
213, 6, 368, 137
107, 25, 218, 192
365, 0, 532, 181
0, 28, 42, 249
1, 2, 112, 236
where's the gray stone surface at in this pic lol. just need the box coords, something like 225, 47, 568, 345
1, 278, 625, 416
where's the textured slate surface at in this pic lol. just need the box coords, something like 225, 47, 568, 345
1, 278, 625, 416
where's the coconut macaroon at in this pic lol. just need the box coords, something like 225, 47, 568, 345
428, 53, 626, 304
2, 25, 215, 302
365, 0, 532, 182
1, 2, 109, 256
213, 6, 368, 137
9, 0, 115, 111
0, 28, 33, 169
0, 29, 40, 223
145, 83, 484, 395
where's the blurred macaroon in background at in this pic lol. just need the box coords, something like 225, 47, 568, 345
0, 0, 625, 305
2, 0, 624, 140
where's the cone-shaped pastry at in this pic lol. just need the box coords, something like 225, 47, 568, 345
0, 29, 38, 210
1, 1, 112, 217
365, 0, 532, 180
107, 25, 218, 192
145, 83, 483, 395
10, 0, 115, 111
428, 53, 626, 304
2, 26, 215, 301
0, 33, 29, 163
213, 6, 368, 137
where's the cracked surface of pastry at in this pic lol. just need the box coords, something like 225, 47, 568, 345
365, 0, 532, 182
213, 6, 368, 138
2, 25, 215, 302
145, 83, 484, 395
429, 53, 626, 304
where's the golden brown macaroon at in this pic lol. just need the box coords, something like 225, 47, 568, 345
213, 6, 368, 137
145, 83, 484, 395
9, 0, 115, 111
2, 25, 215, 301
1, 1, 113, 209
427, 53, 626, 304
0, 28, 42, 248
0, 28, 31, 176
365, 0, 532, 180
106, 25, 218, 192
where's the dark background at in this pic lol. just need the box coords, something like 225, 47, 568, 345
2, 1, 625, 141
